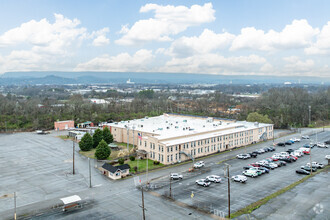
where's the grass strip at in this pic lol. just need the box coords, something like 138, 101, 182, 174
229, 165, 329, 219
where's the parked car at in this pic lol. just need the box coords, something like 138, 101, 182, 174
263, 147, 270, 152
259, 167, 270, 173
242, 170, 258, 178
306, 162, 324, 169
291, 150, 303, 157
248, 167, 264, 175
170, 173, 183, 180
268, 162, 278, 169
267, 146, 276, 152
325, 140, 330, 144
279, 157, 293, 163
271, 155, 280, 161
276, 161, 287, 167
288, 155, 298, 161
296, 169, 310, 175
247, 152, 258, 158
206, 175, 222, 183
243, 165, 255, 170
195, 179, 211, 187
194, 161, 205, 168
317, 143, 328, 148
232, 175, 247, 183
302, 135, 310, 139
300, 166, 317, 172
303, 144, 313, 148
280, 152, 290, 157
285, 141, 292, 145
326, 155, 330, 160
249, 163, 260, 167
286, 149, 294, 153
256, 149, 265, 154
236, 154, 251, 159
277, 142, 285, 146
261, 163, 274, 170
301, 148, 311, 155
291, 138, 301, 142
287, 139, 295, 144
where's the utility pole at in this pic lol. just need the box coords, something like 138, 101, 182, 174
169, 175, 172, 198
132, 125, 135, 150
141, 186, 146, 220
310, 147, 313, 175
73, 140, 75, 175
14, 192, 16, 220
308, 105, 311, 125
89, 158, 92, 188
146, 152, 149, 184
224, 163, 231, 218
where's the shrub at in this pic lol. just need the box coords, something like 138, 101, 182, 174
79, 133, 93, 151
118, 158, 125, 165
153, 161, 160, 165
93, 129, 103, 148
129, 156, 135, 161
133, 166, 138, 172
103, 126, 113, 144
94, 140, 111, 160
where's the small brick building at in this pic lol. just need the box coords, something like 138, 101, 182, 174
54, 120, 75, 131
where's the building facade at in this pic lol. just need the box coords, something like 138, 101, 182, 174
106, 114, 273, 165
54, 120, 74, 131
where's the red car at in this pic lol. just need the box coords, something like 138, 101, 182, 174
270, 157, 279, 161
303, 150, 310, 154
289, 155, 298, 160
249, 163, 260, 167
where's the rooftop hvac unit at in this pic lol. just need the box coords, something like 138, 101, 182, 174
167, 127, 169, 129
158, 128, 163, 130
183, 128, 185, 130
183, 120, 187, 122
175, 126, 179, 128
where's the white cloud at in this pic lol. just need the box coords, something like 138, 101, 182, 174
283, 56, 314, 72
231, 19, 319, 51
115, 3, 215, 45
159, 54, 267, 74
305, 21, 330, 55
92, 28, 110, 46
74, 49, 154, 71
167, 29, 235, 57
0, 14, 111, 73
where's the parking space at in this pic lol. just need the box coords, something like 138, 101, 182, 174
150, 130, 330, 216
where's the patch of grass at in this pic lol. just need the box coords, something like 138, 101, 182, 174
229, 165, 329, 219
57, 135, 73, 140
126, 159, 164, 173
79, 148, 97, 159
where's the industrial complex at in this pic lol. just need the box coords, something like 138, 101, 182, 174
106, 114, 274, 165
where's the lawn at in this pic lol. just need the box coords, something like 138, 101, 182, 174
57, 135, 74, 141
79, 142, 135, 160
125, 159, 164, 173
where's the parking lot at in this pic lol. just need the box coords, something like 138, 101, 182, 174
149, 130, 330, 217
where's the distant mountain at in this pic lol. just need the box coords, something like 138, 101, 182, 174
0, 71, 329, 85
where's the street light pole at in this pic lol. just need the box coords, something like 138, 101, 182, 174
89, 158, 92, 188
73, 140, 75, 175
14, 192, 16, 220
146, 152, 149, 184
308, 105, 311, 125
127, 127, 129, 152
141, 186, 146, 220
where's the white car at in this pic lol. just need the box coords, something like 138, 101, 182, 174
291, 138, 301, 142
291, 150, 302, 157
193, 161, 205, 168
242, 170, 258, 177
232, 175, 247, 183
268, 162, 278, 169
195, 179, 211, 187
170, 173, 183, 180
325, 155, 330, 160
317, 143, 328, 148
306, 162, 324, 169
236, 154, 251, 159
280, 152, 289, 157
206, 175, 222, 183
302, 135, 310, 139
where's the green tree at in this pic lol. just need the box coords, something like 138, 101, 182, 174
94, 140, 111, 160
79, 133, 93, 151
93, 128, 103, 148
118, 158, 125, 165
247, 112, 273, 124
103, 126, 113, 144
138, 89, 154, 99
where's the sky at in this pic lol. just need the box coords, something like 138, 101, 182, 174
0, 0, 330, 77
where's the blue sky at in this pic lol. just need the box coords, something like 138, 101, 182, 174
0, 0, 330, 76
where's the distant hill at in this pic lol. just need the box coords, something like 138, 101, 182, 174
0, 71, 329, 85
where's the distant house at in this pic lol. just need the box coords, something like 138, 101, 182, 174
101, 163, 130, 180
77, 121, 94, 128
54, 120, 75, 131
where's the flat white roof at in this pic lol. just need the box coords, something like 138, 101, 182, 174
60, 195, 81, 204
108, 114, 272, 142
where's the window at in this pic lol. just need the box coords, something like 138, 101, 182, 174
175, 146, 178, 151
162, 146, 164, 152
167, 155, 169, 162
150, 143, 152, 149
198, 148, 200, 153
144, 142, 147, 147
175, 154, 177, 160
171, 146, 173, 152
171, 155, 173, 161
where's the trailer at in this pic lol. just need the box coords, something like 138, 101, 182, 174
60, 195, 82, 212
